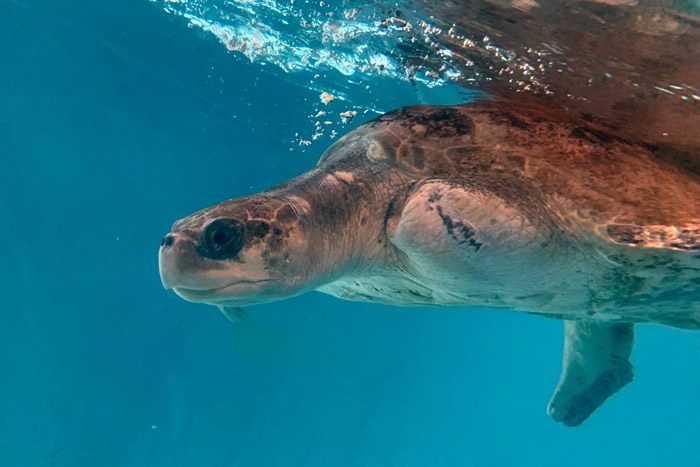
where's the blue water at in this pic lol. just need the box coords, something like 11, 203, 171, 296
2, 1, 700, 465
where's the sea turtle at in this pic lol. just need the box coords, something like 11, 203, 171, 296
158, 99, 700, 426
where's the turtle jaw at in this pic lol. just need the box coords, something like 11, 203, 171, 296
158, 232, 248, 291
158, 231, 284, 306
171, 279, 281, 306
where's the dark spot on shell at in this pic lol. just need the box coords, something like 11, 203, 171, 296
645, 144, 700, 176
571, 127, 588, 140
413, 146, 425, 169
672, 228, 700, 250
245, 220, 270, 241
507, 155, 525, 169
371, 106, 473, 137
571, 126, 628, 145
490, 110, 530, 130
671, 242, 700, 251
266, 235, 283, 252
607, 224, 643, 244
398, 144, 410, 162
381, 131, 403, 149
427, 189, 442, 203
267, 255, 283, 269
398, 144, 425, 170
445, 147, 473, 164
276, 204, 297, 223
385, 194, 403, 222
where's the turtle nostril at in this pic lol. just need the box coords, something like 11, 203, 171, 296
161, 234, 175, 248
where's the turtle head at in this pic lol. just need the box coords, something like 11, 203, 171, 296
158, 195, 313, 307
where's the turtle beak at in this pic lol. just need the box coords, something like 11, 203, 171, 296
158, 232, 232, 291
158, 232, 193, 290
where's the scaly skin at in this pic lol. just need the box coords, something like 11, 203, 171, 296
159, 100, 700, 328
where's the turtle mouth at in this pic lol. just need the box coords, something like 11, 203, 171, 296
172, 279, 278, 303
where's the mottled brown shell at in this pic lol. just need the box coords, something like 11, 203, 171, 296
328, 101, 700, 251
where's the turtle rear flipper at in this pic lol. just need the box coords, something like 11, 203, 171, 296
548, 320, 635, 426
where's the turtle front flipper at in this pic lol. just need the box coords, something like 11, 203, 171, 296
218, 306, 246, 323
548, 320, 635, 426
386, 178, 555, 298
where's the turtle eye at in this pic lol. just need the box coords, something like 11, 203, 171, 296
202, 219, 245, 259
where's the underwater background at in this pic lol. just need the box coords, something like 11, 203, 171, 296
2, 0, 700, 465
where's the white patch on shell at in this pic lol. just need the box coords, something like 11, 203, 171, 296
510, 0, 539, 11
334, 171, 354, 184
367, 140, 389, 162
323, 173, 341, 186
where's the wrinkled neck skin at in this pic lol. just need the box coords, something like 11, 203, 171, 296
268, 156, 410, 293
